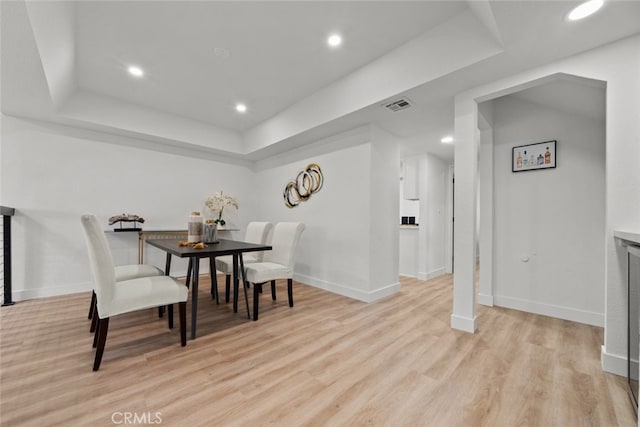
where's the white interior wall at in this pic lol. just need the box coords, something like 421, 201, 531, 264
417, 153, 447, 280
0, 116, 253, 300
1, 118, 402, 304
252, 126, 400, 302
369, 126, 400, 293
491, 96, 605, 326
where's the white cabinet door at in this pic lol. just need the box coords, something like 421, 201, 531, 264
403, 159, 419, 200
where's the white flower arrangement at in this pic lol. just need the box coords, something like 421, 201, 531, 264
204, 191, 238, 226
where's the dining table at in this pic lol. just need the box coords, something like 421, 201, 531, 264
145, 238, 272, 339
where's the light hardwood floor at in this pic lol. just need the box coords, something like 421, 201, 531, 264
0, 274, 636, 426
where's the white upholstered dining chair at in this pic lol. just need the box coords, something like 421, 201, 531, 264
88, 263, 165, 331
243, 222, 305, 321
81, 214, 188, 371
213, 221, 272, 302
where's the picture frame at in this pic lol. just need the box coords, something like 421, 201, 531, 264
512, 140, 556, 172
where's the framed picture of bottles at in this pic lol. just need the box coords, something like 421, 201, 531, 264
512, 140, 556, 172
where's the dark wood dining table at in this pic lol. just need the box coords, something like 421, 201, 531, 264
145, 238, 272, 339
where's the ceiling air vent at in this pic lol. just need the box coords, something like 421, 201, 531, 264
382, 97, 413, 112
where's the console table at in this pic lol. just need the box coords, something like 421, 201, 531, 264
1, 206, 16, 306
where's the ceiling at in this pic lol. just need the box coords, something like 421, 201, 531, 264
2, 1, 639, 163
510, 76, 606, 122
75, 1, 466, 132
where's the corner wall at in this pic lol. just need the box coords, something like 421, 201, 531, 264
492, 96, 605, 326
253, 126, 400, 302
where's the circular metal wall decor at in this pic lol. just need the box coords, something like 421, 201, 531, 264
283, 163, 323, 208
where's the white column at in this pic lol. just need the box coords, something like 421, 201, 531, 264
451, 96, 479, 333
478, 127, 494, 306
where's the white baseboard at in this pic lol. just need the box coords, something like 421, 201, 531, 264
601, 345, 638, 378
493, 295, 604, 327
13, 281, 93, 301
450, 313, 477, 333
417, 267, 446, 281
477, 293, 494, 306
294, 273, 400, 303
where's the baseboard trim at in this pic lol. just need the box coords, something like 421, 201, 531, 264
450, 314, 477, 333
418, 267, 446, 281
601, 345, 637, 377
477, 293, 494, 307
493, 295, 603, 327
294, 273, 400, 303
13, 281, 93, 301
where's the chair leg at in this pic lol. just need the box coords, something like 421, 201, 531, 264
168, 304, 174, 329
93, 317, 110, 371
287, 278, 294, 307
179, 302, 187, 347
253, 283, 261, 321
90, 306, 98, 333
88, 291, 96, 319
92, 317, 100, 348
271, 280, 277, 300
225, 274, 231, 303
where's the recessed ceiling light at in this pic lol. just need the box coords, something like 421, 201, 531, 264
235, 103, 247, 113
327, 34, 342, 48
441, 136, 454, 144
567, 0, 604, 21
127, 65, 144, 77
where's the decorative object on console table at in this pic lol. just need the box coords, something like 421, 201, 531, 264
205, 190, 238, 226
512, 140, 556, 172
108, 213, 145, 232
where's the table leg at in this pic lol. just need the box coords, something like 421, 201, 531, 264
138, 232, 144, 264
209, 257, 219, 304
191, 257, 200, 339
238, 253, 251, 319
233, 254, 239, 313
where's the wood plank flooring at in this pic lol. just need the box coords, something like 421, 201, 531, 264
0, 274, 636, 426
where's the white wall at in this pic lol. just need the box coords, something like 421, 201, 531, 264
417, 153, 447, 280
253, 126, 400, 302
0, 118, 402, 304
452, 35, 640, 376
369, 126, 401, 292
491, 96, 605, 326
0, 116, 253, 300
